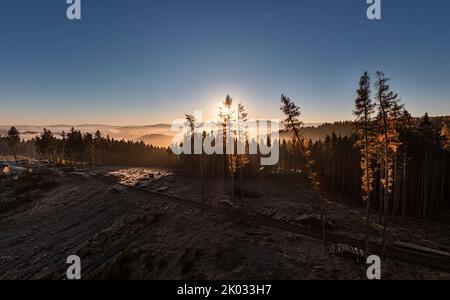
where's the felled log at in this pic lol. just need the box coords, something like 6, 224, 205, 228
68, 172, 91, 181
281, 214, 294, 224
329, 243, 366, 263
257, 208, 266, 215
218, 199, 235, 208
257, 208, 276, 217
157, 186, 169, 192
393, 241, 450, 258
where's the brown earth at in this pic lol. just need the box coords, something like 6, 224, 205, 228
0, 167, 449, 280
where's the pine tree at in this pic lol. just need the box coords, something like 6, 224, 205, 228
7, 127, 20, 163
280, 95, 304, 145
94, 130, 102, 166
398, 110, 413, 217
417, 113, 434, 216
201, 130, 207, 212
219, 95, 235, 178
83, 133, 95, 168
218, 96, 238, 217
353, 72, 376, 252
185, 114, 208, 210
374, 71, 403, 256
237, 103, 250, 219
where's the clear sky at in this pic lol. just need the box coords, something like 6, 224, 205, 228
1, 0, 449, 125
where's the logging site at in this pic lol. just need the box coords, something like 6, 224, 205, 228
1, 0, 450, 284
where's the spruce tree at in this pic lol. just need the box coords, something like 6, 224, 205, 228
7, 127, 20, 163
353, 72, 376, 252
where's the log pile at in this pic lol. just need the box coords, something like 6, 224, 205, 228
257, 208, 276, 217
280, 214, 294, 223
257, 209, 337, 227
257, 208, 295, 224
329, 243, 366, 263
294, 213, 336, 229
257, 208, 294, 223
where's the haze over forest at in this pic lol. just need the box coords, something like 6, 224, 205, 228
2, 115, 448, 148
0, 121, 352, 147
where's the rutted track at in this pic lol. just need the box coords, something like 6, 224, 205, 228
0, 179, 152, 279
65, 201, 186, 280
2, 174, 448, 279
95, 176, 450, 274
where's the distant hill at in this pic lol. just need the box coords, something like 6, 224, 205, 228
0, 124, 174, 143
301, 121, 354, 141
137, 134, 174, 148
1, 116, 448, 146
282, 116, 450, 142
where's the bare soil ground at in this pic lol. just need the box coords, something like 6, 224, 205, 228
0, 166, 449, 280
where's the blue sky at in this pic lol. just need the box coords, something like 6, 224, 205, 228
1, 0, 449, 125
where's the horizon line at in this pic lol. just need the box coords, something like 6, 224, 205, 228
0, 113, 447, 129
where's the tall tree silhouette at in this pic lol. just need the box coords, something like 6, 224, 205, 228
35, 129, 56, 161
280, 95, 326, 241
417, 113, 434, 216
219, 96, 238, 217
280, 94, 308, 177
219, 95, 235, 177
93, 130, 102, 166
375, 71, 403, 256
398, 110, 413, 217
353, 72, 376, 252
7, 127, 20, 163
280, 94, 304, 145
185, 114, 205, 210
201, 130, 207, 211
237, 103, 250, 219
83, 133, 95, 168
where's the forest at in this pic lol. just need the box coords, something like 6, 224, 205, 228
1, 72, 449, 221
0, 128, 171, 167
174, 72, 450, 222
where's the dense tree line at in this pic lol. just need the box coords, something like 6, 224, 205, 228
2, 73, 449, 220
1, 128, 171, 168
176, 74, 450, 221
281, 121, 354, 142
0, 128, 35, 160
279, 77, 450, 220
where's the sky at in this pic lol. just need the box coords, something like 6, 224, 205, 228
1, 0, 449, 126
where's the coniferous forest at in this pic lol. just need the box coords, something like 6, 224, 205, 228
175, 72, 450, 220
1, 72, 449, 220
1, 128, 171, 168
4, 0, 450, 283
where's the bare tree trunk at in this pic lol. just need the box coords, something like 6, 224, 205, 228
392, 152, 398, 217
401, 146, 407, 217
379, 157, 384, 224
231, 171, 235, 221
240, 164, 244, 221
380, 102, 390, 258
365, 192, 371, 252
362, 111, 372, 252
201, 153, 205, 212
